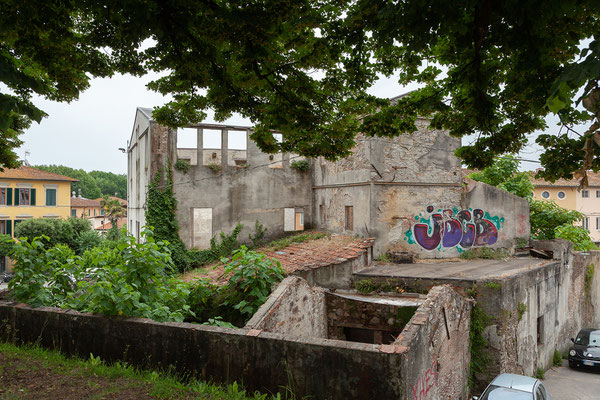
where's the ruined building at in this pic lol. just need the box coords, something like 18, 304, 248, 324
127, 106, 528, 257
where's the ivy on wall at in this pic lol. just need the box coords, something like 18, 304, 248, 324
146, 164, 189, 272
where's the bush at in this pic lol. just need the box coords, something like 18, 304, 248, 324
188, 223, 243, 267
14, 217, 95, 253
75, 230, 103, 254
529, 200, 583, 240
554, 224, 597, 251
0, 234, 15, 257
174, 159, 190, 173
290, 159, 310, 171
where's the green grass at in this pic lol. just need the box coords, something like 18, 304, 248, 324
517, 302, 527, 321
535, 367, 545, 380
0, 341, 288, 399
265, 231, 328, 251
553, 349, 562, 366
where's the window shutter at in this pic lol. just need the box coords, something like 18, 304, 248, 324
7, 188, 12, 206
14, 189, 19, 206
30, 189, 36, 205
6, 220, 11, 236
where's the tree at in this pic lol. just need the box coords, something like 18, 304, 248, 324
34, 165, 126, 199
4, 1, 599, 179
13, 217, 96, 254
469, 155, 534, 198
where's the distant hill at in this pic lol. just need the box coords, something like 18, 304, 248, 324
34, 165, 126, 200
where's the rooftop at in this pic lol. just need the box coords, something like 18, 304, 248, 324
0, 166, 78, 182
355, 257, 554, 281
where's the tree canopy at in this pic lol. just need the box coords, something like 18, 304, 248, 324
34, 165, 126, 199
2, 1, 599, 179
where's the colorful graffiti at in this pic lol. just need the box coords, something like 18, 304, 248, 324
405, 206, 503, 251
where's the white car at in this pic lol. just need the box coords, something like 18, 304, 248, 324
474, 373, 551, 400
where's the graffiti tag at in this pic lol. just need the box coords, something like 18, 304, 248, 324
411, 355, 437, 400
406, 206, 503, 251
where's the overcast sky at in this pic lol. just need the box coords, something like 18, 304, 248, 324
19, 70, 570, 174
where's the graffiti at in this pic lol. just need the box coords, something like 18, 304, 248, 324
406, 206, 503, 251
411, 355, 437, 400
518, 214, 528, 236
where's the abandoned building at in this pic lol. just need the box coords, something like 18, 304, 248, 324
127, 107, 527, 258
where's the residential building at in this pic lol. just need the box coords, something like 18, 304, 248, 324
531, 171, 600, 242
0, 166, 77, 272
70, 195, 127, 229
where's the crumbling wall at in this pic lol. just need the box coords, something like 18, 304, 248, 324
325, 292, 419, 344
0, 301, 404, 400
397, 285, 471, 400
245, 276, 327, 338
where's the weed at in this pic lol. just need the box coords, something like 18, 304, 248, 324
562, 349, 569, 360
174, 159, 190, 173
249, 220, 268, 248
266, 231, 328, 251
585, 264, 594, 302
517, 302, 527, 321
460, 247, 509, 260
484, 281, 501, 290
290, 159, 310, 172
515, 237, 529, 248
553, 349, 562, 366
188, 223, 244, 267
469, 301, 493, 390
376, 253, 391, 262
535, 367, 545, 380
208, 163, 222, 172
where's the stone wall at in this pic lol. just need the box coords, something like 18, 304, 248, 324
396, 285, 471, 400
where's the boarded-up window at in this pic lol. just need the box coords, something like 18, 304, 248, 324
295, 210, 304, 231
192, 208, 213, 249
284, 208, 295, 231
345, 206, 353, 231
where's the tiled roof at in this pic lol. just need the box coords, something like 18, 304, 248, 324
0, 166, 78, 182
93, 196, 127, 206
96, 218, 126, 231
71, 197, 101, 207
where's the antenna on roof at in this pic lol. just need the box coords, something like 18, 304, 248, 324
23, 150, 30, 166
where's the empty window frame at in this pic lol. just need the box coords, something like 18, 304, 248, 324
345, 206, 354, 231
537, 315, 545, 345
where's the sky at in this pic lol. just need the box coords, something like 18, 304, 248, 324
18, 68, 578, 175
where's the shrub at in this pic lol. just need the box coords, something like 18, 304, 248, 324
555, 224, 597, 251
188, 223, 243, 267
0, 234, 15, 257
290, 159, 310, 171
208, 163, 222, 172
75, 230, 103, 254
529, 199, 583, 240
174, 159, 190, 173
14, 217, 95, 253
248, 220, 267, 248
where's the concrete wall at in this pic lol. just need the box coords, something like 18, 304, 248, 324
171, 129, 312, 249
396, 285, 471, 400
246, 276, 327, 338
290, 250, 371, 289
0, 301, 404, 400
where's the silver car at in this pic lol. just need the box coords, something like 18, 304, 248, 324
474, 373, 551, 400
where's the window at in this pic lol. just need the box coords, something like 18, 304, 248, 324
537, 315, 544, 345
596, 190, 600, 198
0, 188, 5, 205
19, 188, 30, 205
101, 209, 104, 216
597, 217, 600, 230
45, 188, 56, 206
345, 206, 354, 231
71, 209, 77, 217
541, 191, 550, 199
295, 210, 304, 231
94, 209, 96, 216
583, 217, 590, 231
0, 220, 10, 236
582, 190, 589, 198
557, 191, 565, 199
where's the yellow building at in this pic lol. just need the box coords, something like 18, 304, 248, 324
0, 166, 77, 272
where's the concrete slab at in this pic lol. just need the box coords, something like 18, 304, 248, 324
331, 290, 426, 307
355, 258, 553, 281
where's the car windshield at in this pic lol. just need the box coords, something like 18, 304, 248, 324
481, 386, 532, 400
575, 330, 600, 346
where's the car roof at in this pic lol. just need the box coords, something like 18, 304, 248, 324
578, 328, 600, 333
491, 373, 538, 393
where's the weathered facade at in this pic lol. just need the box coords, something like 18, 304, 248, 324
128, 108, 528, 257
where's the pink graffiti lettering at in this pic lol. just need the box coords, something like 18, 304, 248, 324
411, 355, 437, 400
412, 206, 499, 250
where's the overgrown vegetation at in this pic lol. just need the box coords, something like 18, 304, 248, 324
266, 231, 328, 251
208, 163, 222, 172
290, 159, 310, 172
7, 229, 284, 328
354, 279, 408, 295
0, 342, 284, 399
459, 247, 509, 260
529, 200, 584, 241
375, 253, 391, 262
469, 155, 534, 199
248, 220, 268, 248
555, 224, 598, 251
145, 166, 189, 272
188, 223, 243, 268
174, 158, 191, 173
484, 281, 501, 290
585, 264, 595, 302
469, 297, 494, 390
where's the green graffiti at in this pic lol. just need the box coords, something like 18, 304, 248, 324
405, 229, 416, 244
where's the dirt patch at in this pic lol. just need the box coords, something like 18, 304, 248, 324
0, 351, 161, 399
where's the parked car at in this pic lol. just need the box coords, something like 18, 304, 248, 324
473, 373, 550, 400
568, 327, 600, 369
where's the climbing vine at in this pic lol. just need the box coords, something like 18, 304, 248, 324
146, 164, 189, 272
